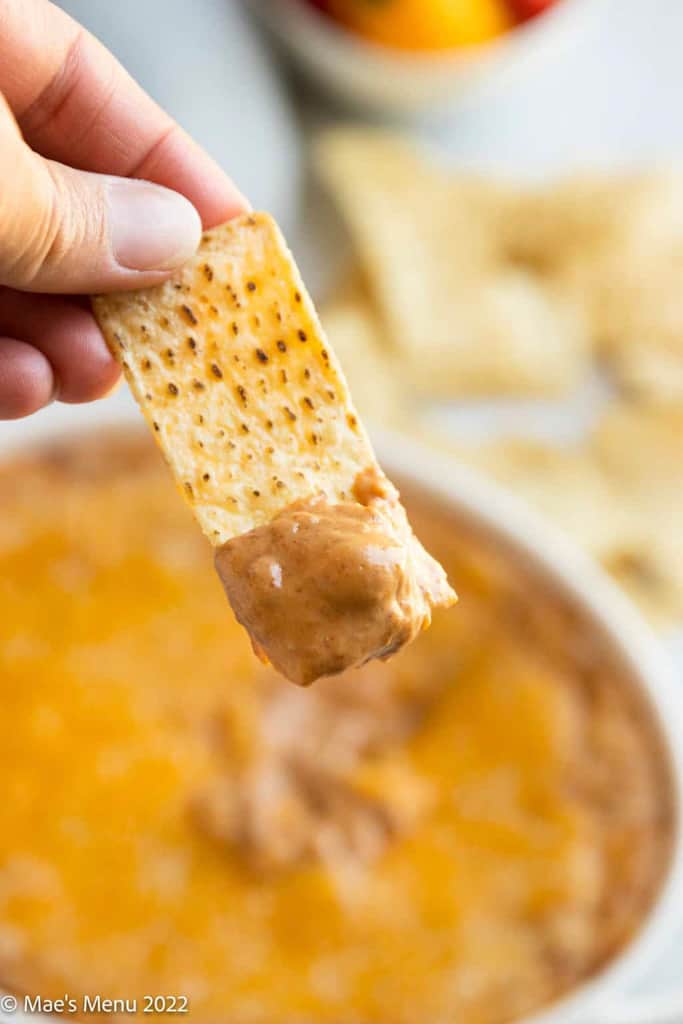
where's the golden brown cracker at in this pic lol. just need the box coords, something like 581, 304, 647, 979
93, 213, 378, 545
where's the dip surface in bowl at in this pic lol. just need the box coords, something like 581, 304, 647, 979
0, 432, 674, 1023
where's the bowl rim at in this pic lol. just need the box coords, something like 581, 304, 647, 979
375, 428, 683, 1023
251, 0, 596, 70
1, 409, 681, 1023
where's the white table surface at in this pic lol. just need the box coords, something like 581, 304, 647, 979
416, 0, 683, 175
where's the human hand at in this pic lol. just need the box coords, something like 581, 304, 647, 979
0, 0, 248, 419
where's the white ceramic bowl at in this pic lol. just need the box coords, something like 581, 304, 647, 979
1, 396, 682, 1023
249, 0, 602, 118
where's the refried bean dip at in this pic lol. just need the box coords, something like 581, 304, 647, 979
215, 469, 455, 684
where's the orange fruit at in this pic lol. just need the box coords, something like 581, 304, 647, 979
324, 0, 513, 51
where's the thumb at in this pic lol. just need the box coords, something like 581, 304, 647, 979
0, 94, 201, 295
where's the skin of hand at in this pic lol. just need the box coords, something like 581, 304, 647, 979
0, 0, 248, 419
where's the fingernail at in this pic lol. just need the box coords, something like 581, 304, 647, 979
107, 179, 202, 272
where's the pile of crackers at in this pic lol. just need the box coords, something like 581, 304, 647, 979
315, 130, 683, 625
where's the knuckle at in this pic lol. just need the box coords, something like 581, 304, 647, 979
0, 165, 57, 287
38, 167, 82, 268
0, 159, 106, 289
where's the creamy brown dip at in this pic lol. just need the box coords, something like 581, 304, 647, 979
214, 469, 456, 685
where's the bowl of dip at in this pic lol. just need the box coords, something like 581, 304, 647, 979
0, 397, 680, 1023
250, 0, 604, 118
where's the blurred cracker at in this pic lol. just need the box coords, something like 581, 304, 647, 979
418, 424, 679, 624
320, 292, 406, 428
592, 401, 683, 495
501, 175, 626, 273
315, 130, 589, 397
596, 270, 683, 403
603, 551, 683, 626
414, 430, 636, 562
614, 345, 683, 406
402, 270, 588, 397
591, 402, 683, 623
314, 129, 504, 296
560, 172, 683, 353
462, 438, 637, 561
426, 400, 683, 632
502, 171, 683, 389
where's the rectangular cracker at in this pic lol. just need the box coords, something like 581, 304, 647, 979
93, 213, 377, 546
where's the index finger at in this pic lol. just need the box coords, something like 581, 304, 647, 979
0, 0, 248, 227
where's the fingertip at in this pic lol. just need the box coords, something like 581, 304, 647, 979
100, 373, 124, 399
0, 339, 55, 419
0, 293, 120, 404
59, 346, 121, 404
50, 312, 121, 404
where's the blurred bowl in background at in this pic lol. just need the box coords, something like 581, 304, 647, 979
250, 0, 603, 118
